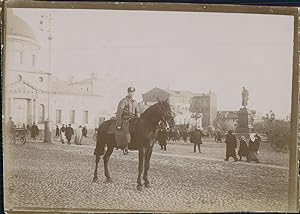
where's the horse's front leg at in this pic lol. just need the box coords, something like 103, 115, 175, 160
103, 145, 114, 183
143, 148, 153, 188
93, 155, 100, 182
137, 148, 145, 191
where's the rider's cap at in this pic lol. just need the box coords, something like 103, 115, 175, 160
127, 87, 135, 92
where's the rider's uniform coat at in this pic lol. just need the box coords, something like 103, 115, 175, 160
115, 95, 140, 148
116, 95, 139, 128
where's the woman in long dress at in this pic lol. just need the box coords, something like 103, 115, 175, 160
60, 124, 67, 144
238, 136, 249, 161
74, 125, 83, 145
248, 133, 260, 163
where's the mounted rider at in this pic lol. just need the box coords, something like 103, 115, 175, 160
115, 86, 140, 154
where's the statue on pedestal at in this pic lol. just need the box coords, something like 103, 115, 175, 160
236, 86, 251, 139
242, 87, 249, 108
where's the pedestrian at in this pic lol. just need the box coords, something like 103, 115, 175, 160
55, 125, 60, 137
7, 117, 16, 142
74, 125, 83, 145
65, 124, 74, 145
224, 130, 238, 162
238, 136, 249, 161
216, 130, 222, 143
190, 128, 203, 153
60, 124, 67, 144
182, 129, 188, 142
31, 123, 39, 140
157, 127, 168, 151
82, 126, 88, 137
26, 124, 31, 137
248, 133, 260, 163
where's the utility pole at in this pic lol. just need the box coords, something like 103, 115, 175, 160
40, 13, 53, 143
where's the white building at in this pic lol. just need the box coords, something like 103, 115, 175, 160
4, 11, 109, 130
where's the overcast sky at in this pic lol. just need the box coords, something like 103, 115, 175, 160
10, 8, 294, 117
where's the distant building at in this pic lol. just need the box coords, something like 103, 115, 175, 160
190, 91, 217, 128
142, 87, 217, 128
4, 11, 109, 130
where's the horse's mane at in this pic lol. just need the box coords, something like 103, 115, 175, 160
140, 102, 160, 120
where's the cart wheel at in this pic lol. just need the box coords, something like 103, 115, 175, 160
271, 139, 281, 152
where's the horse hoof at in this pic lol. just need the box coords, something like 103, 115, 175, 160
137, 185, 143, 191
144, 182, 151, 188
92, 177, 98, 183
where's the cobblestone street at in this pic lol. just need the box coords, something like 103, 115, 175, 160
4, 139, 289, 212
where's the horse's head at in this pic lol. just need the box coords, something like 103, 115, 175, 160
157, 98, 175, 129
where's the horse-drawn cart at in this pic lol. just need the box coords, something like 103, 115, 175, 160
10, 127, 27, 144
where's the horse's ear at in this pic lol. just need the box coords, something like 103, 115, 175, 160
164, 98, 169, 104
157, 97, 161, 103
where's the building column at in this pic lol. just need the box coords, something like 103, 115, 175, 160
33, 99, 36, 124
27, 99, 32, 125
10, 98, 14, 120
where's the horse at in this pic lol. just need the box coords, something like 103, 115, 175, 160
93, 99, 175, 191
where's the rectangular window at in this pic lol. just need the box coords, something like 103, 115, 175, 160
70, 110, 75, 124
15, 51, 23, 64
83, 111, 88, 124
56, 109, 62, 124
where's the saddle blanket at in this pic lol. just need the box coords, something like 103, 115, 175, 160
106, 119, 131, 149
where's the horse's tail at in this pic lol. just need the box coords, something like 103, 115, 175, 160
93, 126, 106, 156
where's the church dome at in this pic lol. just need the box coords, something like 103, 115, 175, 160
6, 11, 36, 41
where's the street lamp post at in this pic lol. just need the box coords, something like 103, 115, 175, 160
40, 13, 53, 143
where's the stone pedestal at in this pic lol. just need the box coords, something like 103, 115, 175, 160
235, 107, 251, 139
44, 120, 52, 143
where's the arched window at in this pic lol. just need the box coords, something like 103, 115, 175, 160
38, 104, 45, 123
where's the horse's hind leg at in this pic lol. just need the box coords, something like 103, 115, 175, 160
93, 155, 100, 182
143, 148, 153, 188
103, 145, 114, 183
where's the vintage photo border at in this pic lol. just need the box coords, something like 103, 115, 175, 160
2, 0, 299, 212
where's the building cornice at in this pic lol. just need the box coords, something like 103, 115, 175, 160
6, 34, 40, 47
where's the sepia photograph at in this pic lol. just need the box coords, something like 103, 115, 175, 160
2, 2, 299, 213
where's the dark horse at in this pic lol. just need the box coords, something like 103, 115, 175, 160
93, 99, 175, 191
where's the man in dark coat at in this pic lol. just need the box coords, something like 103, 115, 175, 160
82, 126, 88, 137
31, 123, 39, 140
216, 130, 222, 143
190, 128, 203, 153
157, 127, 168, 151
55, 125, 60, 137
224, 130, 238, 161
65, 124, 74, 145
238, 136, 249, 161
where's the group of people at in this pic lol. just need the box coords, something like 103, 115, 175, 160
55, 124, 88, 145
7, 117, 40, 140
155, 126, 207, 153
224, 130, 261, 163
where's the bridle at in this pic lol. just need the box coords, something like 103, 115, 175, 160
158, 104, 175, 129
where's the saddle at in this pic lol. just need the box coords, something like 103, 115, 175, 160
106, 117, 138, 137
